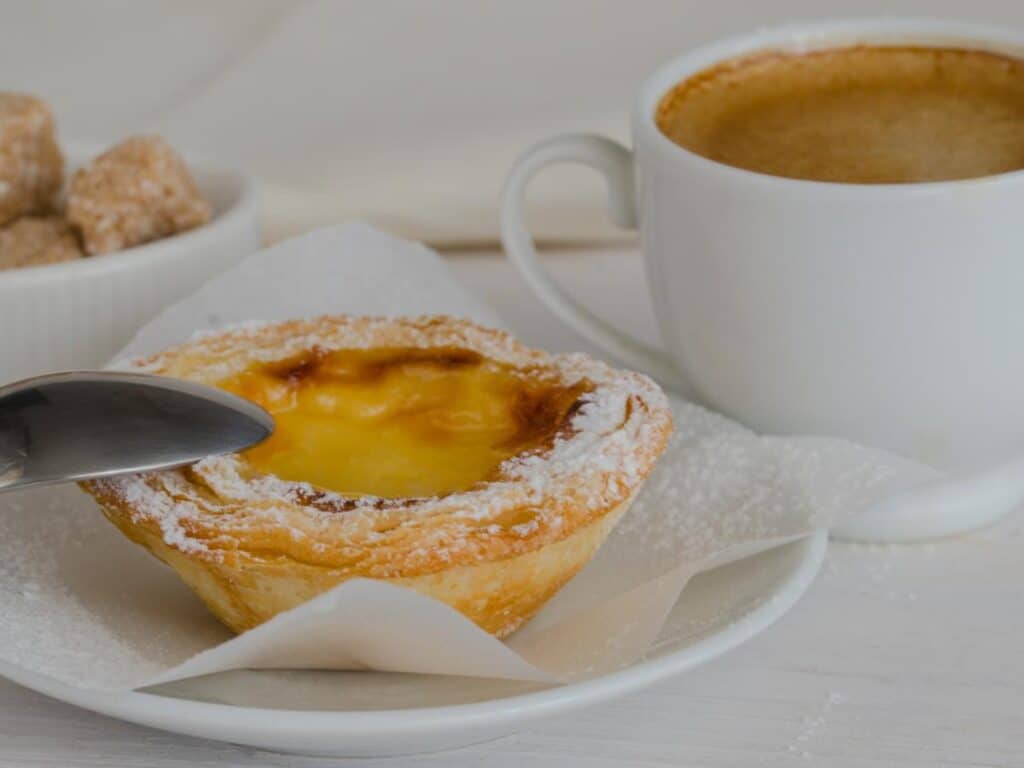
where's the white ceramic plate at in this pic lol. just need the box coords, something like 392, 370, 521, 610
0, 531, 826, 757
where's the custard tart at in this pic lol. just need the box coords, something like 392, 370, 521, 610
82, 316, 673, 637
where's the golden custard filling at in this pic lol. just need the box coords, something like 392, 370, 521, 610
218, 346, 590, 499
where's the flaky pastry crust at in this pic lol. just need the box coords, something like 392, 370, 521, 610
82, 316, 673, 637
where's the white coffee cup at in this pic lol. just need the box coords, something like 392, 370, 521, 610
501, 18, 1024, 541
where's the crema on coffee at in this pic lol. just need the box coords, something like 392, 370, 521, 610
656, 45, 1024, 183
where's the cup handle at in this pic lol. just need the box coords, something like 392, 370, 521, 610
500, 134, 688, 391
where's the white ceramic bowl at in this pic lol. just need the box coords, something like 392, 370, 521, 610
0, 149, 260, 382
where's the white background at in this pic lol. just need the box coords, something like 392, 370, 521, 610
5, 0, 1024, 242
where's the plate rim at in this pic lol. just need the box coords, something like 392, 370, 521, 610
0, 532, 827, 744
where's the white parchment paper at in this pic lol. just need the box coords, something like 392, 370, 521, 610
0, 223, 941, 690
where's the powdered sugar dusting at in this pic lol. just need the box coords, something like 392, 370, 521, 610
0, 485, 229, 688
87, 316, 673, 568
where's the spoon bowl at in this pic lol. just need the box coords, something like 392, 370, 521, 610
0, 371, 273, 492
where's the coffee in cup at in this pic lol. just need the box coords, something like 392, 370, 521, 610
655, 45, 1024, 183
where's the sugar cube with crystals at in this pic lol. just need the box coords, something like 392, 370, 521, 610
0, 93, 64, 226
0, 215, 83, 271
66, 135, 213, 255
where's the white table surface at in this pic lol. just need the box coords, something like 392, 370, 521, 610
2, 249, 1022, 767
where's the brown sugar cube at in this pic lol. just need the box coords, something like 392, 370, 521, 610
66, 135, 212, 255
0, 215, 83, 271
0, 93, 64, 226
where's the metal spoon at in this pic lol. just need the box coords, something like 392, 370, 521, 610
0, 371, 274, 493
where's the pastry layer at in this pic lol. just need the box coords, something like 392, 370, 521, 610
82, 316, 673, 636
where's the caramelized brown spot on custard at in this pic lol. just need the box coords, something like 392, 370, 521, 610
265, 347, 328, 385
218, 346, 592, 499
